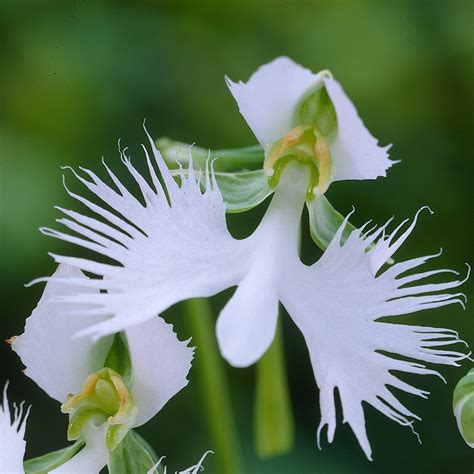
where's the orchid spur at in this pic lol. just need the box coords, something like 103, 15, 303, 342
11, 264, 193, 473
33, 117, 470, 458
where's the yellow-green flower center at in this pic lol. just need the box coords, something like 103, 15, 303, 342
264, 125, 333, 201
61, 367, 138, 451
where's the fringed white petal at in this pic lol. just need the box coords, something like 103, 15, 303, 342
38, 128, 252, 340
280, 209, 469, 460
178, 450, 213, 474
127, 317, 194, 427
226, 56, 320, 146
12, 264, 113, 403
0, 382, 30, 474
148, 450, 213, 474
322, 76, 396, 181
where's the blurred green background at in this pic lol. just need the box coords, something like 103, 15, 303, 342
1, 1, 473, 473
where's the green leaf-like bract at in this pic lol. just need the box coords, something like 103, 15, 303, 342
108, 430, 162, 474
296, 85, 337, 137
104, 332, 132, 385
306, 195, 355, 250
24, 439, 85, 474
214, 169, 273, 213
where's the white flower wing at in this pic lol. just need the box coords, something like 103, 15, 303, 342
280, 208, 469, 459
226, 56, 320, 146
36, 130, 252, 340
0, 383, 30, 474
12, 264, 112, 403
323, 76, 396, 181
127, 317, 194, 427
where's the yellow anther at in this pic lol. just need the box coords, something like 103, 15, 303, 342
62, 373, 102, 413
313, 137, 332, 197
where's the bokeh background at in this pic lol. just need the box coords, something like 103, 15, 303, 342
1, 1, 473, 473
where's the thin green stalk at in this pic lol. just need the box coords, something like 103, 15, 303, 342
184, 298, 243, 474
254, 316, 295, 459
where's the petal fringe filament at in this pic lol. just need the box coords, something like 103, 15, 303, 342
148, 450, 213, 474
0, 382, 30, 473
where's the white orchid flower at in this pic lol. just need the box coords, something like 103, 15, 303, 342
226, 56, 396, 197
35, 127, 469, 459
0, 383, 30, 474
12, 264, 193, 473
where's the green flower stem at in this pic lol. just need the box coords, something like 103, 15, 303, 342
184, 298, 244, 474
255, 316, 295, 459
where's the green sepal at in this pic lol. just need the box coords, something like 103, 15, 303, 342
104, 332, 132, 385
453, 368, 474, 446
171, 167, 273, 214
306, 195, 354, 250
295, 85, 337, 137
23, 439, 85, 474
255, 318, 294, 459
108, 430, 163, 474
156, 137, 264, 172
213, 169, 273, 213
306, 195, 394, 264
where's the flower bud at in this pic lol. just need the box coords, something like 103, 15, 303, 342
453, 368, 474, 447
